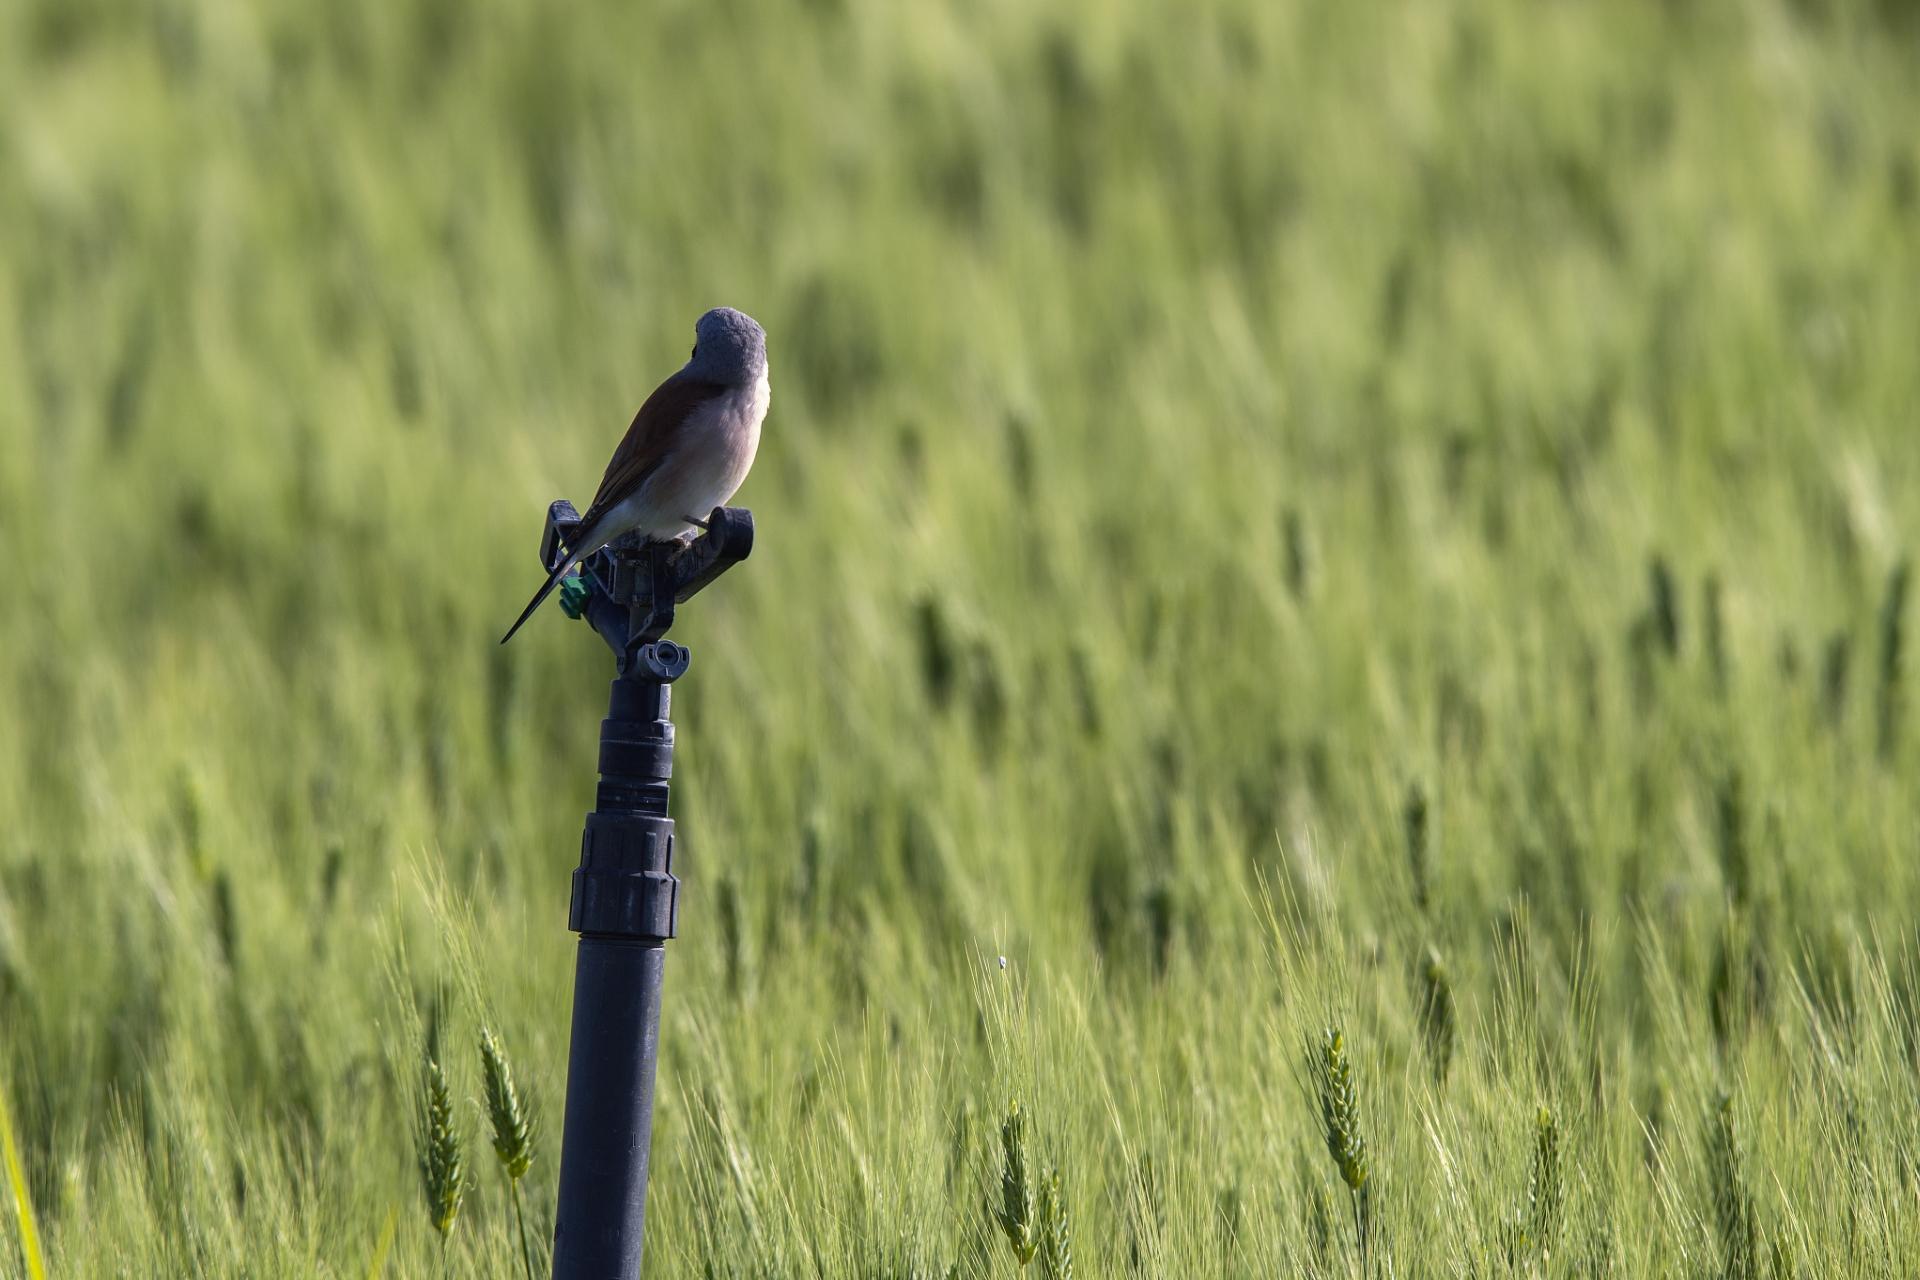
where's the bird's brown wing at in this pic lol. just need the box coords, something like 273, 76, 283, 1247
574, 374, 728, 536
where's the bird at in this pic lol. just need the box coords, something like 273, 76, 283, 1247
499, 307, 768, 644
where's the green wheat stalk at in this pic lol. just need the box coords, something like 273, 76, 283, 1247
1524, 1106, 1564, 1265
480, 1027, 537, 1280
1878, 557, 1910, 761
1715, 769, 1749, 907
1649, 555, 1680, 657
416, 1048, 467, 1257
1284, 505, 1312, 600
1707, 1091, 1759, 1280
1037, 1167, 1073, 1280
1307, 1027, 1371, 1267
990, 1099, 1038, 1266
1821, 629, 1851, 728
1405, 782, 1432, 914
1703, 571, 1728, 694
1420, 946, 1457, 1086
1303, 1163, 1334, 1272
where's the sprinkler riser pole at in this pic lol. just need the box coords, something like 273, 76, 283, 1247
552, 672, 682, 1279
552, 936, 666, 1278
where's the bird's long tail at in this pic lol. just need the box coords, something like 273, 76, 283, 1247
499, 539, 589, 645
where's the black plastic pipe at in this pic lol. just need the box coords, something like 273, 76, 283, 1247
552, 937, 666, 1277
551, 670, 683, 1278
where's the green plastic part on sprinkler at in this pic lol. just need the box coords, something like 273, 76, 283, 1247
559, 571, 590, 620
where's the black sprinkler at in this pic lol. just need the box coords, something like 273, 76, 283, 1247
534, 499, 753, 1280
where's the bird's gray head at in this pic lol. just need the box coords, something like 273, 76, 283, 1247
686, 307, 767, 386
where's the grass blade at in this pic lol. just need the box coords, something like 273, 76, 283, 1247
0, 1066, 46, 1280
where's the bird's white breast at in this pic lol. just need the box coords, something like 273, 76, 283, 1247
623, 373, 767, 540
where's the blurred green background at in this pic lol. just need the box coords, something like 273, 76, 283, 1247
3, 0, 1920, 1274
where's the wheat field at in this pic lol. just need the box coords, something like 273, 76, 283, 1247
3, 0, 1920, 1275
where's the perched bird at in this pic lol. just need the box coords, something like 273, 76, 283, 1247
500, 307, 769, 644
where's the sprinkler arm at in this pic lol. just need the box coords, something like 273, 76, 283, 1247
538, 500, 755, 677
